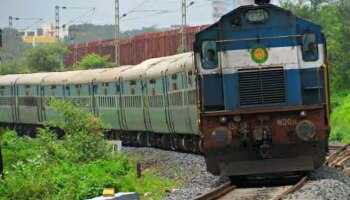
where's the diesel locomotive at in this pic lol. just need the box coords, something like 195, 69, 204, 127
0, 1, 330, 177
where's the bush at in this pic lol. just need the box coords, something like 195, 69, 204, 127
41, 99, 108, 162
330, 91, 350, 143
0, 100, 178, 199
78, 53, 114, 69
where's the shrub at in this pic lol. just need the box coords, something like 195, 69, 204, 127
0, 99, 177, 199
78, 53, 114, 69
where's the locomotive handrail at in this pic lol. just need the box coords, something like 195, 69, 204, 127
316, 65, 322, 104
322, 64, 331, 123
215, 34, 301, 44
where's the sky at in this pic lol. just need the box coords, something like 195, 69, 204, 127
0, 0, 278, 31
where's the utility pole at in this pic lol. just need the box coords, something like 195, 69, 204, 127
0, 143, 3, 177
115, 0, 120, 67
55, 6, 60, 39
181, 0, 187, 53
9, 16, 13, 28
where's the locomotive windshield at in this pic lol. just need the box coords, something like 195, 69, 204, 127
201, 41, 218, 69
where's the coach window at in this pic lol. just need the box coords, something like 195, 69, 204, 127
201, 41, 218, 69
302, 32, 319, 62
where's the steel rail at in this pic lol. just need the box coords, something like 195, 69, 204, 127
271, 176, 309, 200
193, 182, 236, 200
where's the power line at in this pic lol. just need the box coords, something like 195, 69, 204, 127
62, 8, 95, 27
124, 0, 152, 16
122, 3, 209, 22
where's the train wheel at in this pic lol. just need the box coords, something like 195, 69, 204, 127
149, 133, 156, 147
181, 136, 189, 152
192, 137, 202, 154
137, 132, 147, 147
161, 135, 171, 150
198, 138, 203, 153
171, 136, 180, 151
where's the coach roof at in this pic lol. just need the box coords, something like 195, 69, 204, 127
16, 73, 52, 85
94, 65, 133, 82
66, 68, 108, 84
0, 74, 25, 86
42, 70, 84, 85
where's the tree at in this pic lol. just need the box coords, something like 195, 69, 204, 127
0, 60, 28, 75
78, 53, 114, 69
0, 28, 31, 62
25, 43, 69, 72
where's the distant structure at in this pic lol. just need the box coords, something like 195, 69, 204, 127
212, 0, 227, 22
234, 0, 255, 8
19, 23, 68, 46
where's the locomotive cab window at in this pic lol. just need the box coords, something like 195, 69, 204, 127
201, 41, 218, 69
302, 32, 319, 62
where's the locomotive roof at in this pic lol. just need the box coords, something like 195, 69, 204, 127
145, 52, 193, 78
41, 70, 84, 85
66, 68, 108, 84
196, 4, 293, 37
0, 74, 25, 86
16, 73, 52, 85
94, 65, 133, 82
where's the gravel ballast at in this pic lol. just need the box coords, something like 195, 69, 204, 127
122, 147, 350, 200
122, 147, 229, 200
284, 166, 350, 200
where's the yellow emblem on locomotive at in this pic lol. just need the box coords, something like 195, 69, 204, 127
251, 46, 268, 64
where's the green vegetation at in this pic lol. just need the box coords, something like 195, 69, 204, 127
78, 53, 114, 69
25, 43, 69, 72
0, 99, 178, 199
330, 91, 350, 143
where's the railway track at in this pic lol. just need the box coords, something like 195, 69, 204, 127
329, 144, 345, 152
192, 143, 349, 200
328, 144, 350, 170
193, 176, 309, 200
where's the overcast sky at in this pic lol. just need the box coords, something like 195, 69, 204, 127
0, 0, 277, 31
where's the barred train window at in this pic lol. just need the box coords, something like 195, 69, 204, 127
201, 41, 218, 69
302, 32, 319, 62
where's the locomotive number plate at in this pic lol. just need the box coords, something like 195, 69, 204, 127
276, 118, 298, 126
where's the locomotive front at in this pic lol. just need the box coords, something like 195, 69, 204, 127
195, 1, 330, 176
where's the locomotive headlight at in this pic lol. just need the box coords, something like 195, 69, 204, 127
219, 116, 227, 124
300, 111, 307, 117
296, 120, 316, 141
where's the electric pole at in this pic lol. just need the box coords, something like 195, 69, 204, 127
115, 0, 120, 67
0, 143, 3, 177
181, 0, 187, 53
55, 6, 60, 38
9, 16, 13, 28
